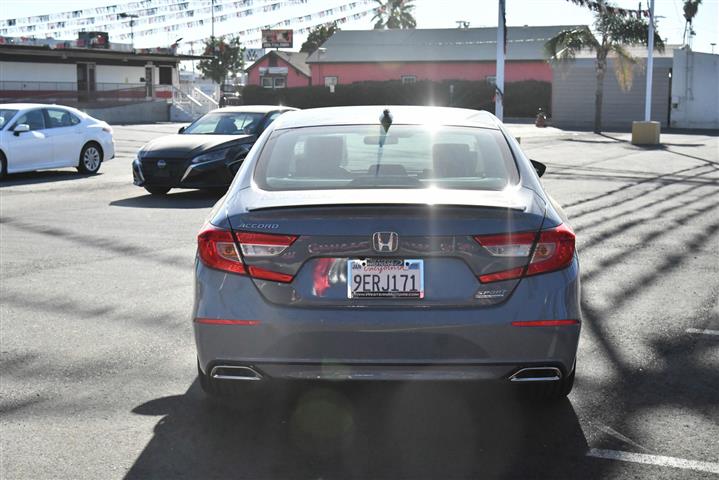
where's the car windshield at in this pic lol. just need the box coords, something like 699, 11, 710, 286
183, 112, 266, 135
254, 125, 519, 191
0, 109, 18, 129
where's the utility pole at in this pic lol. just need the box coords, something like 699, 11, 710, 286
644, 0, 655, 121
119, 13, 139, 50
211, 0, 216, 39
495, 0, 505, 121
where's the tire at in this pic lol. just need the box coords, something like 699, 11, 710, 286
144, 185, 171, 195
521, 364, 576, 402
0, 151, 7, 179
77, 142, 103, 174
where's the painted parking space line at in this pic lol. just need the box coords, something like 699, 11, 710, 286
587, 448, 719, 474
686, 328, 719, 336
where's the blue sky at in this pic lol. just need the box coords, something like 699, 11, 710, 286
1, 0, 717, 53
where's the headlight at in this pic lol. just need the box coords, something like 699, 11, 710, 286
191, 148, 231, 164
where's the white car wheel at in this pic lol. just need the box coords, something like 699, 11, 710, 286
78, 143, 102, 174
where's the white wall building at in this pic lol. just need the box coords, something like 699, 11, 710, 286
670, 48, 719, 130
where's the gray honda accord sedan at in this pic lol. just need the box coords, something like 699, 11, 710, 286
193, 106, 581, 401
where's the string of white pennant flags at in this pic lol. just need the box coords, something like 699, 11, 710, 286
0, 0, 375, 42
1, 0, 288, 31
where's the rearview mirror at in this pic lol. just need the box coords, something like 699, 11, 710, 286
178, 126, 186, 134
13, 124, 30, 136
530, 159, 546, 177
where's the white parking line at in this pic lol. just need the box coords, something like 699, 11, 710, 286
587, 448, 719, 474
686, 328, 719, 336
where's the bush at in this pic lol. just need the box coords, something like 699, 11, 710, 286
242, 79, 551, 117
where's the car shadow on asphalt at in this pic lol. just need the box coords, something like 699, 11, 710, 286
109, 189, 224, 209
0, 170, 96, 187
127, 381, 590, 479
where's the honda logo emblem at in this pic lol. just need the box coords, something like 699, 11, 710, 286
372, 232, 399, 253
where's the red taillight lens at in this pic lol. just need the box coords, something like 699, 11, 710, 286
526, 223, 575, 277
198, 224, 246, 274
511, 319, 579, 327
197, 225, 297, 282
475, 224, 576, 283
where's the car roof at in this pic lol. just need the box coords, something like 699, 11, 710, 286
272, 106, 500, 130
0, 103, 56, 110
0, 103, 83, 113
209, 105, 299, 114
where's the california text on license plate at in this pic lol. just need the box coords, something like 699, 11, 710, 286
347, 259, 424, 299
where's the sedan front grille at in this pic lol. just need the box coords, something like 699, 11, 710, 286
141, 158, 188, 183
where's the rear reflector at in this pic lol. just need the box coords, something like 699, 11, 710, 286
197, 224, 296, 282
511, 320, 580, 327
476, 223, 576, 283
195, 318, 260, 326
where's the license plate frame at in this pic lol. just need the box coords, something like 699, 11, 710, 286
347, 258, 424, 299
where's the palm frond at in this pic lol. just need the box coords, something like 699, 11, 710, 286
610, 44, 638, 92
544, 27, 599, 63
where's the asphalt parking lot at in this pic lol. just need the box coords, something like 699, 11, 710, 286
1, 122, 718, 479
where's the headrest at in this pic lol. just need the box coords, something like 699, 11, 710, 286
433, 143, 477, 178
215, 117, 237, 134
296, 136, 346, 177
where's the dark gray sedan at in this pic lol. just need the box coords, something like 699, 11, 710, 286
193, 106, 581, 401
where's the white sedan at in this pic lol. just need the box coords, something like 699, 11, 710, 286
0, 103, 115, 177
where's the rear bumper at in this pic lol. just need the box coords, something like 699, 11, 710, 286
201, 360, 572, 382
101, 137, 115, 160
194, 259, 582, 381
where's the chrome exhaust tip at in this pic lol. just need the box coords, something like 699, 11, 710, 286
210, 365, 263, 381
508, 367, 562, 382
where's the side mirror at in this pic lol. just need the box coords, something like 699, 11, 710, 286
178, 126, 186, 134
13, 124, 30, 136
530, 159, 546, 177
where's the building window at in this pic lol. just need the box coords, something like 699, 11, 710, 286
159, 66, 173, 85
401, 75, 417, 84
268, 55, 278, 67
324, 76, 338, 87
261, 77, 273, 88
273, 77, 286, 89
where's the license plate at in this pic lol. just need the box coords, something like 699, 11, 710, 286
347, 258, 424, 299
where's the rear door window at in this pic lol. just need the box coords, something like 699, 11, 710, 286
255, 125, 518, 191
44, 108, 81, 128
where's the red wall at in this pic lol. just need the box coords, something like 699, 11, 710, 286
247, 56, 311, 88
310, 61, 552, 85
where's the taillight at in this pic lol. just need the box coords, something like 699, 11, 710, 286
475, 224, 575, 283
197, 225, 297, 282
236, 232, 297, 256
198, 224, 246, 274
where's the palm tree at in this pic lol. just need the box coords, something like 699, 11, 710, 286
545, 5, 664, 133
682, 0, 702, 45
372, 0, 416, 29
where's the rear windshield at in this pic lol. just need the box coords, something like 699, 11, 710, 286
254, 125, 518, 191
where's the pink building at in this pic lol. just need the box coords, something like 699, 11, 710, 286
306, 26, 576, 86
245, 50, 311, 89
